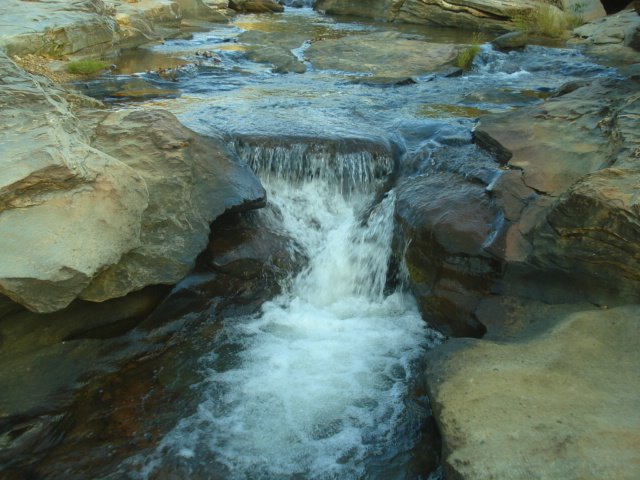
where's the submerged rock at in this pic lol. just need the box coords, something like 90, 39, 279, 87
425, 304, 640, 479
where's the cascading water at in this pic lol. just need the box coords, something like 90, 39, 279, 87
131, 144, 442, 479
11, 7, 622, 479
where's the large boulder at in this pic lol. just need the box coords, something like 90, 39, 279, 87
0, 0, 117, 57
476, 79, 640, 307
572, 8, 640, 61
79, 109, 266, 302
395, 172, 497, 337
0, 54, 147, 312
0, 54, 265, 312
315, 0, 536, 31
397, 77, 640, 337
0, 0, 233, 59
315, 0, 606, 30
425, 304, 640, 479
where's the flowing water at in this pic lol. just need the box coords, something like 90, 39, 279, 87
34, 6, 621, 480
129, 165, 441, 479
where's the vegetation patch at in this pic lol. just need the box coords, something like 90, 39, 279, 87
455, 33, 483, 70
512, 3, 585, 38
66, 59, 109, 75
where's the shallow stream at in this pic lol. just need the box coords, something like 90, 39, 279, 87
14, 6, 622, 479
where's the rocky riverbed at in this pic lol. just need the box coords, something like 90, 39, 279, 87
1, 1, 639, 479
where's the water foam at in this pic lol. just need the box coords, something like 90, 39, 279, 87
131, 150, 439, 479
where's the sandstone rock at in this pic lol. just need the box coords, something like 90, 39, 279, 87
79, 109, 266, 302
473, 84, 616, 195
315, 0, 532, 31
524, 167, 640, 304
306, 31, 460, 78
425, 304, 640, 479
0, 52, 265, 312
397, 78, 640, 337
177, 0, 235, 21
560, 0, 605, 21
107, 0, 183, 49
491, 30, 528, 50
314, 0, 399, 20
0, 54, 148, 312
572, 8, 640, 60
0, 0, 117, 57
229, 0, 285, 13
0, 0, 232, 60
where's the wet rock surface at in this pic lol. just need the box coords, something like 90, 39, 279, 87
399, 77, 640, 338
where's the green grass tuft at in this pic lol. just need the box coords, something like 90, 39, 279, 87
455, 33, 483, 70
66, 59, 109, 75
512, 3, 585, 38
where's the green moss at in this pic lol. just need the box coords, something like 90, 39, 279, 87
66, 59, 109, 75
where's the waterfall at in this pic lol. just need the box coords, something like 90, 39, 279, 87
232, 137, 397, 197
281, 0, 316, 8
130, 141, 441, 479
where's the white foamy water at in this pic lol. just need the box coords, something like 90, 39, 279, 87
134, 151, 441, 479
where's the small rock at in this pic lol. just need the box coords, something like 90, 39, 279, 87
491, 31, 528, 51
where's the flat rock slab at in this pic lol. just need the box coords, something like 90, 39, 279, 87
426, 304, 640, 479
0, 0, 117, 57
306, 31, 459, 78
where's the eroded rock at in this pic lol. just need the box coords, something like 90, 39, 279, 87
397, 77, 640, 337
316, 0, 533, 31
79, 108, 266, 302
425, 304, 640, 479
0, 53, 266, 312
0, 53, 147, 312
